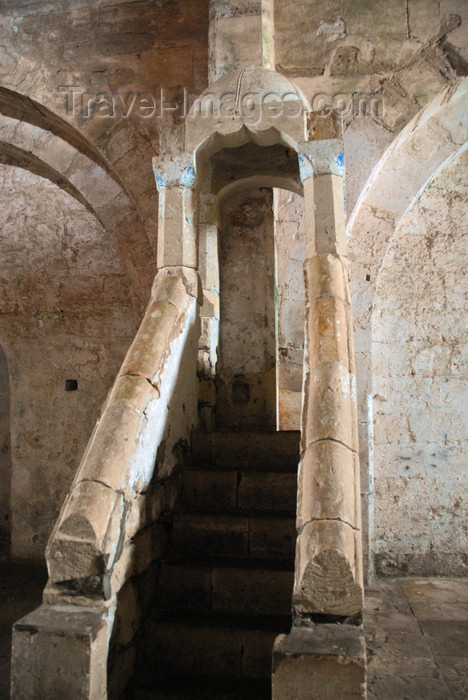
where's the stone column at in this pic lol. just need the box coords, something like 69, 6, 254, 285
209, 0, 274, 81
294, 139, 363, 618
153, 153, 198, 273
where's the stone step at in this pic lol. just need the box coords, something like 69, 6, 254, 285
128, 670, 271, 699
144, 611, 290, 681
181, 469, 297, 514
172, 512, 296, 562
157, 561, 293, 616
190, 431, 300, 472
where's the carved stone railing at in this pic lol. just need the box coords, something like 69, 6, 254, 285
272, 139, 366, 699
11, 265, 200, 699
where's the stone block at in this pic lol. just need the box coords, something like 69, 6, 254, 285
11, 604, 109, 700
272, 625, 366, 699
73, 400, 151, 492
156, 187, 198, 268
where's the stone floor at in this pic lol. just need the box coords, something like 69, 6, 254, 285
365, 576, 468, 700
0, 559, 466, 699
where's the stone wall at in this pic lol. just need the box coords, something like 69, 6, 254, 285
0, 0, 209, 559
0, 166, 136, 558
0, 0, 466, 576
274, 189, 306, 431
216, 188, 276, 430
372, 146, 467, 575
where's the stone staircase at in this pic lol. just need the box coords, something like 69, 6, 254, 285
129, 430, 300, 699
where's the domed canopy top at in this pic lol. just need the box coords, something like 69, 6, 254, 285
186, 66, 310, 155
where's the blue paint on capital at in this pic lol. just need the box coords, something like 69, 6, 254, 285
298, 154, 314, 182
154, 170, 165, 191
333, 151, 345, 176
180, 165, 196, 188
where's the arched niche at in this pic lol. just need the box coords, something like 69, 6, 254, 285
198, 138, 305, 430
184, 67, 311, 432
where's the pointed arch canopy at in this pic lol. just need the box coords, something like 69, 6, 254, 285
186, 66, 311, 163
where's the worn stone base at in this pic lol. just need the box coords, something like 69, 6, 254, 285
11, 604, 109, 700
272, 624, 366, 700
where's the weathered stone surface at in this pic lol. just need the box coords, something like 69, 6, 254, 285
209, 0, 275, 81
274, 189, 306, 431
0, 167, 136, 559
272, 625, 366, 699
302, 360, 358, 450
304, 254, 351, 305
370, 145, 468, 576
303, 174, 346, 257
47, 479, 124, 583
364, 577, 468, 698
216, 188, 276, 429
294, 519, 363, 616
398, 577, 468, 604
296, 440, 358, 529
155, 185, 199, 269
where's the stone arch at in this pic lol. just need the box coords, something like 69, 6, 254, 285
186, 66, 311, 162
346, 78, 468, 577
371, 143, 467, 575
0, 88, 157, 314
0, 163, 136, 558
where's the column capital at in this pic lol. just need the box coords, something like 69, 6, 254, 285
298, 139, 344, 181
152, 153, 196, 191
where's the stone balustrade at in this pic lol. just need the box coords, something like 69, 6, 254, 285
11, 265, 200, 698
